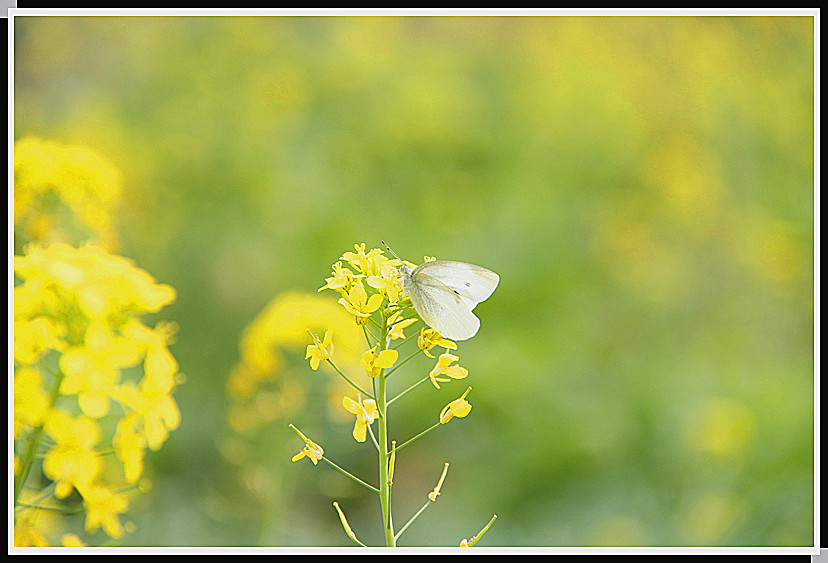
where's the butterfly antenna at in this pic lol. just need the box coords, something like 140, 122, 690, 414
381, 240, 404, 263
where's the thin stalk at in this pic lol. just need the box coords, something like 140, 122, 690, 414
383, 348, 421, 379
362, 324, 377, 348
325, 358, 374, 400
13, 482, 56, 515
366, 421, 380, 452
394, 500, 430, 541
14, 502, 84, 515
321, 456, 380, 494
387, 374, 431, 407
395, 422, 441, 452
376, 307, 396, 547
394, 463, 449, 542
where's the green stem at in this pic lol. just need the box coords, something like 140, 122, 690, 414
14, 502, 84, 515
325, 357, 374, 400
376, 307, 396, 547
322, 457, 380, 494
387, 374, 431, 407
383, 348, 421, 379
14, 366, 64, 509
394, 500, 431, 541
366, 421, 380, 452
395, 422, 441, 452
362, 325, 377, 348
395, 462, 449, 542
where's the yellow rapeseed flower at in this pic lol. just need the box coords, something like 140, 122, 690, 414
114, 372, 181, 452
13, 316, 66, 366
340, 243, 384, 274
318, 261, 362, 294
80, 484, 129, 539
337, 282, 384, 325
360, 345, 398, 378
113, 412, 146, 484
42, 409, 104, 499
428, 352, 468, 389
305, 329, 333, 371
342, 395, 379, 442
59, 321, 143, 419
439, 388, 472, 424
366, 263, 402, 303
13, 366, 50, 439
387, 315, 418, 340
418, 328, 458, 359
120, 319, 180, 382
292, 439, 325, 465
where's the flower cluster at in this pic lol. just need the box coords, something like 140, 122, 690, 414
288, 242, 496, 547
13, 242, 181, 545
14, 137, 124, 252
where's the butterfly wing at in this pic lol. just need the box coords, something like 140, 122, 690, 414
413, 261, 500, 310
406, 271, 481, 341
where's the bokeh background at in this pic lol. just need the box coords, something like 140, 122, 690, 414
13, 15, 815, 547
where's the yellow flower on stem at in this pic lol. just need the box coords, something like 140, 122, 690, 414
338, 283, 384, 325
13, 366, 50, 439
13, 316, 66, 366
387, 314, 417, 341
113, 412, 146, 484
305, 329, 333, 371
292, 440, 324, 465
58, 321, 143, 418
361, 345, 398, 378
342, 396, 379, 442
42, 409, 103, 498
80, 484, 129, 539
114, 371, 181, 453
429, 352, 468, 389
440, 388, 472, 424
418, 328, 457, 359
120, 319, 180, 382
367, 263, 402, 303
318, 261, 362, 294
341, 243, 384, 274
290, 425, 325, 465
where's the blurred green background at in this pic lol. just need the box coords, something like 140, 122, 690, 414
13, 15, 814, 547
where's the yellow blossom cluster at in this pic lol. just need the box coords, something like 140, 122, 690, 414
312, 245, 474, 443
13, 242, 181, 545
14, 137, 124, 252
321, 243, 410, 325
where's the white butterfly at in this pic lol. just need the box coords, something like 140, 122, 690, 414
383, 241, 500, 341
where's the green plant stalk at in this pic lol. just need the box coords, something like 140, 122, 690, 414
383, 347, 421, 378
395, 422, 441, 452
322, 456, 380, 494
325, 357, 374, 400
376, 306, 396, 547
387, 374, 431, 406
